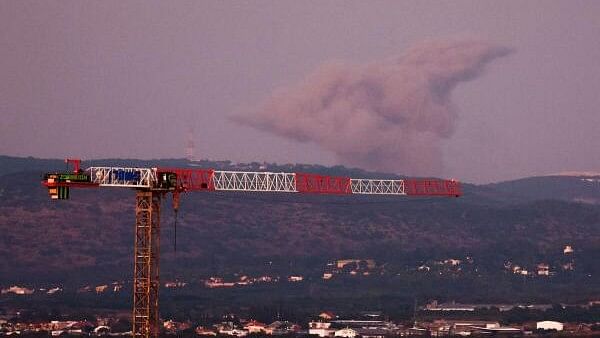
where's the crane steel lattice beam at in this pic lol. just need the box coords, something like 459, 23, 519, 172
89, 167, 155, 188
350, 179, 406, 195
132, 191, 161, 338
212, 171, 297, 192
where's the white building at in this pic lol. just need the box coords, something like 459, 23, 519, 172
537, 263, 550, 276
308, 321, 335, 337
218, 328, 248, 336
243, 320, 266, 333
1, 286, 34, 295
95, 285, 108, 293
288, 276, 303, 282
536, 321, 563, 331
47, 287, 62, 295
334, 328, 357, 338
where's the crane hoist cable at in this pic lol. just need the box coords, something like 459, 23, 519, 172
173, 208, 178, 253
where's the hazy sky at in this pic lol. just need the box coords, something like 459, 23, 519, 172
1, 1, 599, 183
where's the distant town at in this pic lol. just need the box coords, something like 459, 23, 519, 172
1, 245, 586, 296
1, 244, 598, 337
1, 306, 598, 336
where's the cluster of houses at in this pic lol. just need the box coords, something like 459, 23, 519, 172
322, 259, 379, 280
203, 274, 305, 288
203, 275, 281, 288
1, 285, 64, 295
307, 312, 524, 337
0, 319, 121, 336
1, 309, 597, 337
504, 245, 576, 277
307, 311, 596, 337
0, 274, 300, 297
415, 257, 472, 274
414, 319, 597, 336
1, 283, 124, 296
423, 300, 555, 312
192, 320, 301, 336
308, 312, 400, 338
0, 286, 35, 295
77, 282, 123, 294
0, 246, 580, 300
164, 281, 187, 289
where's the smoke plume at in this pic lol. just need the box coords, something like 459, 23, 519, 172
234, 39, 512, 176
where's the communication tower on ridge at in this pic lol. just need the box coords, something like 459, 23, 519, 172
185, 128, 196, 162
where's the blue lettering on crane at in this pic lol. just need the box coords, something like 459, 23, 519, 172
112, 170, 141, 182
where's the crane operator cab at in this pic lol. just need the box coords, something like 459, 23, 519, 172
156, 172, 178, 191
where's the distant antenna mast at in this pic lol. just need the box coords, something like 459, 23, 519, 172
186, 128, 195, 162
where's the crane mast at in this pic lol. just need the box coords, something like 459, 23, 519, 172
133, 191, 161, 338
42, 159, 461, 338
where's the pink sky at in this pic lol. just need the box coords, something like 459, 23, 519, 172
1, 1, 599, 183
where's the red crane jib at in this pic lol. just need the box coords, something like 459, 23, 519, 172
404, 179, 462, 196
157, 168, 354, 194
156, 168, 461, 196
295, 172, 352, 194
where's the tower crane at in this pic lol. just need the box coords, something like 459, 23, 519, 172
42, 158, 461, 338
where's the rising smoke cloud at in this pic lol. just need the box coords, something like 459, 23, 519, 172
234, 39, 512, 176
